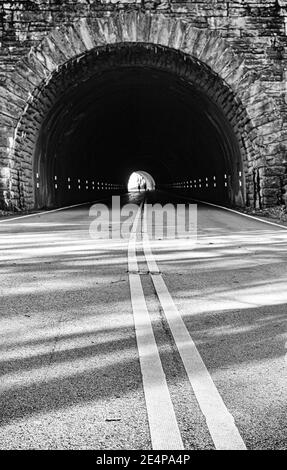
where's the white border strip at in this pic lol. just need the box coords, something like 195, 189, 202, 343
191, 197, 287, 230
142, 204, 246, 450
0, 197, 120, 224
128, 204, 183, 450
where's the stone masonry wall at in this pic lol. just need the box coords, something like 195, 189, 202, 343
1, 1, 287, 208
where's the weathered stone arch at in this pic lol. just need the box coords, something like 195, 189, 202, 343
0, 11, 283, 209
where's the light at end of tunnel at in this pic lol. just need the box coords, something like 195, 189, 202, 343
128, 171, 156, 192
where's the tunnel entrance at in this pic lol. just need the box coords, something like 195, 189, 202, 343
15, 43, 251, 209
128, 171, 156, 192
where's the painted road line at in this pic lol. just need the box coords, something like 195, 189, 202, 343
128, 203, 143, 274
142, 204, 247, 450
0, 200, 99, 223
128, 204, 184, 450
0, 194, 129, 224
188, 196, 287, 231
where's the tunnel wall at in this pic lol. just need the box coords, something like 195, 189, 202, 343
11, 42, 252, 209
1, 1, 287, 209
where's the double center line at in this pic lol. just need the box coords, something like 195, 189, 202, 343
128, 202, 247, 450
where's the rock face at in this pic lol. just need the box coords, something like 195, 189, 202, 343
0, 1, 287, 209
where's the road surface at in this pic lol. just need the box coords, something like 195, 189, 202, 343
0, 191, 287, 450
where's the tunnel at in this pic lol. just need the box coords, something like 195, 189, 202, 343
128, 171, 156, 192
28, 43, 247, 209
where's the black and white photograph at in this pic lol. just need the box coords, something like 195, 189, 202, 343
0, 0, 287, 456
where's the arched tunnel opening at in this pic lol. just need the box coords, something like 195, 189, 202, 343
128, 171, 156, 192
24, 44, 248, 209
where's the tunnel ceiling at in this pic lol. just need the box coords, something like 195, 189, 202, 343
52, 68, 234, 179
21, 43, 248, 207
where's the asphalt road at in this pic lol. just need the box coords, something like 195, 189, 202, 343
0, 191, 287, 450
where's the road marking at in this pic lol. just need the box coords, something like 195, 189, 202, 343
191, 197, 287, 230
0, 195, 124, 224
142, 203, 247, 450
0, 200, 98, 223
128, 204, 184, 450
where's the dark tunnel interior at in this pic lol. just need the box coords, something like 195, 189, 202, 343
33, 45, 245, 208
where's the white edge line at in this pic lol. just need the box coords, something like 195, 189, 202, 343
189, 197, 287, 230
0, 195, 126, 224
